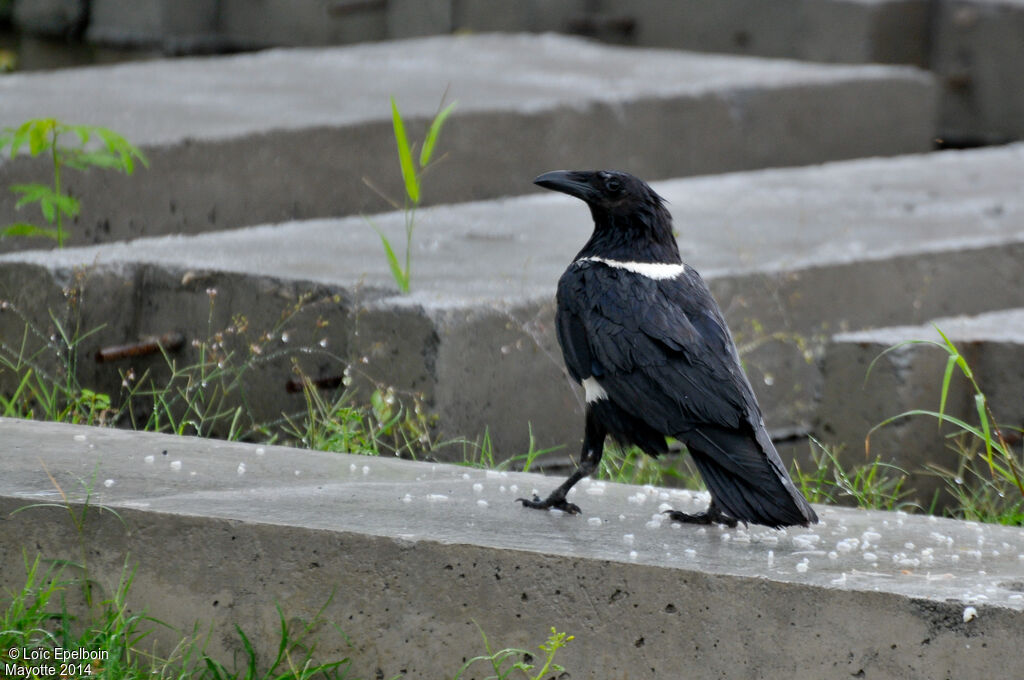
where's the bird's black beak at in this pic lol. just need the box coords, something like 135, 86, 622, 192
534, 170, 595, 202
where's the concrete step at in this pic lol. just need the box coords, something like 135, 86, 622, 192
1, 418, 1022, 679
0, 33, 935, 251
1, 144, 1023, 460
818, 308, 1024, 504
70, 1, 1024, 144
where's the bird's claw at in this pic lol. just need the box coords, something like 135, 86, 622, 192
663, 507, 738, 528
517, 494, 582, 515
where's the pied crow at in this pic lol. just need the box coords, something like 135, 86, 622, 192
519, 170, 818, 528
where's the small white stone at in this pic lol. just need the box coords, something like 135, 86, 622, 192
169, 460, 182, 471
103, 479, 115, 488
623, 534, 635, 545
472, 483, 484, 493
963, 606, 977, 623
863, 552, 878, 562
587, 517, 603, 526
361, 465, 370, 475
628, 550, 639, 561
237, 462, 246, 475
402, 494, 413, 503
476, 499, 488, 508
796, 559, 809, 573
73, 434, 87, 442
255, 447, 265, 456
144, 455, 155, 464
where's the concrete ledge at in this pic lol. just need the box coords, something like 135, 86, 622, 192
1, 418, 1022, 678
2, 145, 1023, 458
818, 308, 1024, 502
0, 33, 936, 250
930, 0, 1024, 143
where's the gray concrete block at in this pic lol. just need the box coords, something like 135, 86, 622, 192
2, 419, 1023, 679
453, 0, 590, 33
387, 0, 452, 39
818, 309, 1024, 504
930, 0, 1024, 143
12, 0, 87, 37
87, 0, 223, 52
0, 34, 936, 251
2, 145, 1023, 461
218, 0, 387, 48
616, 0, 930, 66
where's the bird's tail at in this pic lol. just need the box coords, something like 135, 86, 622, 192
685, 425, 818, 529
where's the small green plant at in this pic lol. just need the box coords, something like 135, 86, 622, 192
459, 424, 565, 473
283, 363, 438, 459
0, 118, 148, 247
202, 598, 359, 680
790, 438, 915, 512
365, 95, 456, 293
867, 326, 1024, 525
0, 303, 114, 424
595, 441, 704, 488
453, 625, 574, 680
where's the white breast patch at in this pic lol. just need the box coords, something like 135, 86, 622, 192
579, 256, 685, 280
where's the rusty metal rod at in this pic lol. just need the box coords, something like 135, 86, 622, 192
327, 0, 386, 17
286, 374, 345, 394
95, 332, 186, 364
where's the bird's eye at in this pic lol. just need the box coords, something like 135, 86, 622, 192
604, 176, 622, 193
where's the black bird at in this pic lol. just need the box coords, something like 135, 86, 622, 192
519, 170, 818, 528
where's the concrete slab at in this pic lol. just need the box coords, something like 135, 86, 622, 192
87, 0, 223, 53
605, 0, 930, 66
1, 418, 1022, 679
2, 144, 1023, 461
0, 33, 936, 250
930, 0, 1024, 143
818, 308, 1024, 504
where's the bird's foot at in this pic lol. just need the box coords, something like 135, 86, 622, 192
516, 494, 581, 515
664, 504, 738, 528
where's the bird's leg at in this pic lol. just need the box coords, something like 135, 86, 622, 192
664, 499, 739, 528
518, 409, 606, 515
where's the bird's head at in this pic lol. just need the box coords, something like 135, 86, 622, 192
534, 169, 679, 263
533, 170, 663, 218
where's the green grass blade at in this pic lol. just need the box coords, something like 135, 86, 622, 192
419, 101, 456, 168
372, 225, 409, 293
390, 97, 420, 204
864, 339, 944, 386
937, 353, 957, 426
974, 393, 996, 474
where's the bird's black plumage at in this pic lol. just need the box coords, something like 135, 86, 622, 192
520, 169, 817, 528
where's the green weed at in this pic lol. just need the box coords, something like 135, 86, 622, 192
866, 326, 1024, 525
365, 95, 456, 293
790, 438, 916, 512
453, 625, 573, 680
459, 424, 565, 473
0, 118, 147, 247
